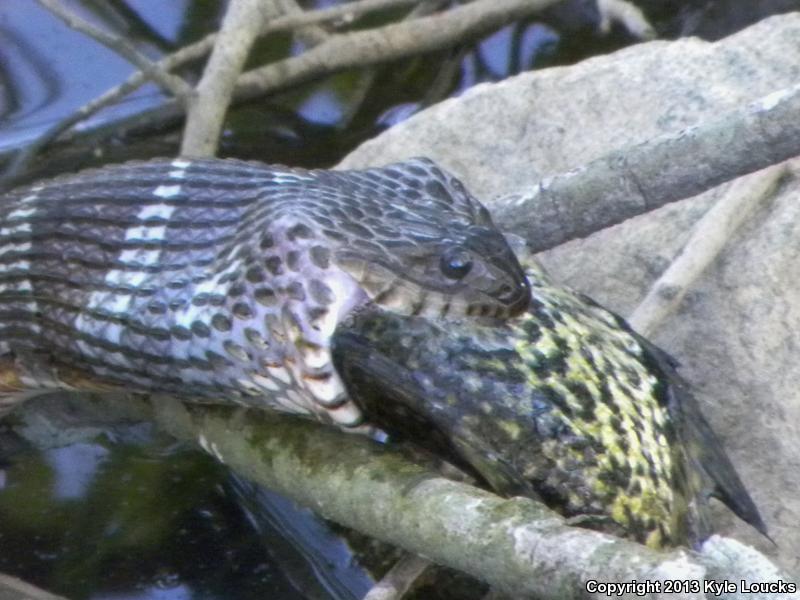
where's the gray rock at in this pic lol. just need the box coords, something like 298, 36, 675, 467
341, 13, 800, 573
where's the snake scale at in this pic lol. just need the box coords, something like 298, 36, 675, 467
0, 157, 528, 427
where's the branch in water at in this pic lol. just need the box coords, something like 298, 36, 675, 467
149, 398, 791, 600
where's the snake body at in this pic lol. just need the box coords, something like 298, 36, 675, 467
0, 158, 529, 426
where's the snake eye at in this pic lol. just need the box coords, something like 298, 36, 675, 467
440, 248, 473, 280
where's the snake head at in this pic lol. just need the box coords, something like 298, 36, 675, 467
336, 225, 529, 319
436, 224, 531, 317
334, 217, 530, 320
324, 158, 531, 319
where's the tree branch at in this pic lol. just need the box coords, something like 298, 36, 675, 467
491, 82, 800, 252
35, 0, 191, 100
234, 0, 563, 101
181, 0, 278, 156
146, 398, 792, 600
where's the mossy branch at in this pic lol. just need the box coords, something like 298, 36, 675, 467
147, 398, 793, 600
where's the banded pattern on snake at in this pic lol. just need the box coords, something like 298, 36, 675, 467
0, 157, 528, 427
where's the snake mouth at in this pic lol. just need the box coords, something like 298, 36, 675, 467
365, 274, 529, 320
335, 252, 524, 319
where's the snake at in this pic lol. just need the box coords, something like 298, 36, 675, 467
0, 157, 529, 427
0, 158, 766, 549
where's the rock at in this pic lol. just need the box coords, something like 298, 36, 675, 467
341, 13, 800, 573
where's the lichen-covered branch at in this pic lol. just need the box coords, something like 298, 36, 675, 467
492, 83, 800, 252
149, 399, 793, 600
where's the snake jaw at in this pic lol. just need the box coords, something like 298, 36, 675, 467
336, 225, 531, 319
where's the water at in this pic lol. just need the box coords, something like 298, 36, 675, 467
0, 417, 372, 600
0, 0, 599, 179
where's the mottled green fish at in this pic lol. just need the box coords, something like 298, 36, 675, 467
332, 259, 767, 549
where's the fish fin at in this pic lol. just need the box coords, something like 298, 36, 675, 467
637, 335, 769, 543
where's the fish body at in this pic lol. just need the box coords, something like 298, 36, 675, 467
332, 261, 767, 548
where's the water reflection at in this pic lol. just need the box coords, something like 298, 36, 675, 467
0, 420, 371, 600
0, 2, 168, 151
47, 444, 110, 501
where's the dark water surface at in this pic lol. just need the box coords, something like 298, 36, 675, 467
0, 418, 372, 600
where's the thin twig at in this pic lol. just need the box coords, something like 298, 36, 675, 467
181, 0, 277, 156
266, 0, 422, 31
234, 0, 563, 101
597, 0, 656, 39
628, 164, 786, 336
36, 0, 191, 100
363, 554, 432, 600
